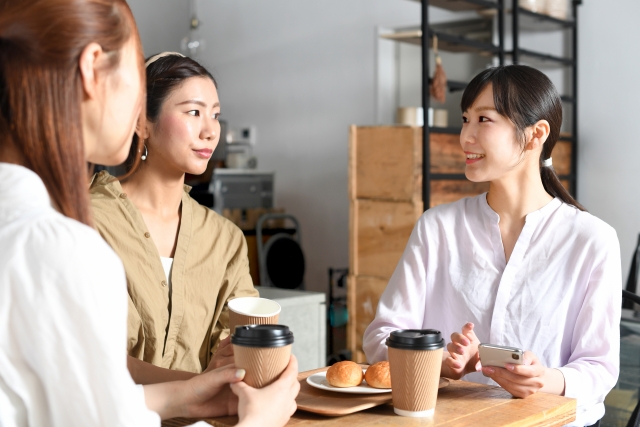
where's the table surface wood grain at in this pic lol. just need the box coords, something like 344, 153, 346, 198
162, 366, 576, 427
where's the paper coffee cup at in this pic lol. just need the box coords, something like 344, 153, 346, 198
386, 329, 444, 417
228, 297, 281, 333
232, 324, 294, 388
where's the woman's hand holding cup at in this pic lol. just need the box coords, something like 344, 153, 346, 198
233, 355, 300, 427
442, 322, 481, 380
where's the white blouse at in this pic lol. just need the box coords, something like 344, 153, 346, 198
363, 194, 621, 426
0, 163, 204, 426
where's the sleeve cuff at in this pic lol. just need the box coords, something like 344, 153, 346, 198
556, 366, 580, 399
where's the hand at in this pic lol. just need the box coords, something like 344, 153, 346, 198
481, 351, 565, 398
205, 336, 234, 372
442, 322, 481, 380
180, 364, 244, 418
232, 355, 300, 427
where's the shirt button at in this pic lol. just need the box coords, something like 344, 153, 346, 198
161, 280, 167, 287
119, 193, 127, 199
144, 232, 150, 238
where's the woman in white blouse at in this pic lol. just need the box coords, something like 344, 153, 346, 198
0, 1, 298, 426
363, 65, 620, 427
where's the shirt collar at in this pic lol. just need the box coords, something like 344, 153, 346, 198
91, 170, 193, 194
479, 191, 562, 224
0, 162, 51, 208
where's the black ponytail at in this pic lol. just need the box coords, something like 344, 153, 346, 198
461, 65, 585, 211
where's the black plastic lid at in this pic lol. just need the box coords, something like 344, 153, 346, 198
231, 324, 294, 348
385, 329, 444, 350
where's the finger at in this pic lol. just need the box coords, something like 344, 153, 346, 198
445, 356, 463, 370
204, 364, 246, 388
504, 362, 542, 378
489, 374, 538, 398
482, 365, 540, 383
212, 355, 235, 369
229, 379, 252, 398
291, 377, 301, 396
472, 353, 482, 372
447, 341, 468, 356
281, 355, 299, 380
450, 332, 470, 347
289, 400, 297, 416
218, 335, 232, 350
216, 344, 235, 357
523, 350, 538, 366
461, 322, 479, 342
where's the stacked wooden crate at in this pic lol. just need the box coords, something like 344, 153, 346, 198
346, 125, 572, 362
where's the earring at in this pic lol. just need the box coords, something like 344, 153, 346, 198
141, 144, 148, 161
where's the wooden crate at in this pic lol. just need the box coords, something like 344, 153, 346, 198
346, 275, 388, 364
350, 126, 477, 202
349, 126, 422, 202
552, 140, 572, 176
349, 199, 422, 279
431, 180, 489, 207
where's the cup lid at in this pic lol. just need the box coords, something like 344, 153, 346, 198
385, 329, 444, 350
231, 324, 294, 348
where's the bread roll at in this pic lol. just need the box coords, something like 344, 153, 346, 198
364, 361, 391, 389
326, 361, 363, 388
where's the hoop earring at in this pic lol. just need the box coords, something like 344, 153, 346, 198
141, 144, 148, 161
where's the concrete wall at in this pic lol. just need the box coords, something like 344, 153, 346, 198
128, 0, 640, 291
577, 0, 640, 284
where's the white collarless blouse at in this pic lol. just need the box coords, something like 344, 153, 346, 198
0, 163, 205, 426
363, 193, 621, 426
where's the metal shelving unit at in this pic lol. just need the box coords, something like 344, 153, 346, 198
412, 0, 581, 211
419, 0, 504, 209
510, 1, 581, 197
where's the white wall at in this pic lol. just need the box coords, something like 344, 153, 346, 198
128, 0, 186, 56
128, 0, 640, 290
128, 0, 421, 293
578, 0, 640, 284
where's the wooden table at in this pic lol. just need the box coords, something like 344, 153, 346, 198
163, 367, 576, 427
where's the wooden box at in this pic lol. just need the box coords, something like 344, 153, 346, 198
349, 199, 422, 279
346, 275, 388, 364
349, 125, 572, 203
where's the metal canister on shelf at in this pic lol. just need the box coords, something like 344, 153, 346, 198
518, 0, 545, 13
545, 0, 569, 20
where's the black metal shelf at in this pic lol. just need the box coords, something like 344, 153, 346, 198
417, 0, 579, 208
381, 29, 500, 55
430, 126, 461, 134
509, 48, 574, 67
410, 0, 499, 12
517, 7, 575, 29
428, 173, 575, 181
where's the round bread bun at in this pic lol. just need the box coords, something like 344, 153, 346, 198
326, 361, 363, 388
364, 361, 391, 389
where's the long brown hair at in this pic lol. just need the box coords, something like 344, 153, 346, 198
461, 65, 585, 211
0, 0, 144, 226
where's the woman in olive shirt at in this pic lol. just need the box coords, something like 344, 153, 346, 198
90, 52, 258, 384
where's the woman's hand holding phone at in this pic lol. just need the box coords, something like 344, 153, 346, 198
481, 351, 566, 398
441, 322, 482, 380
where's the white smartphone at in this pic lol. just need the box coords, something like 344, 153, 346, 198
478, 343, 525, 368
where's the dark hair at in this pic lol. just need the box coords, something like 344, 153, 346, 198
124, 54, 216, 171
0, 0, 144, 226
461, 65, 584, 211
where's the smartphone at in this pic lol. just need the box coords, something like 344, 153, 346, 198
478, 343, 524, 368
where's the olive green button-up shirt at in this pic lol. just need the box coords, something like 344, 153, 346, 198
89, 171, 258, 373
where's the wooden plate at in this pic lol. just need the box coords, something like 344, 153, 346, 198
296, 366, 449, 416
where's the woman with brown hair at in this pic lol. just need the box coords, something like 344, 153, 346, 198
0, 1, 298, 426
90, 52, 258, 384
